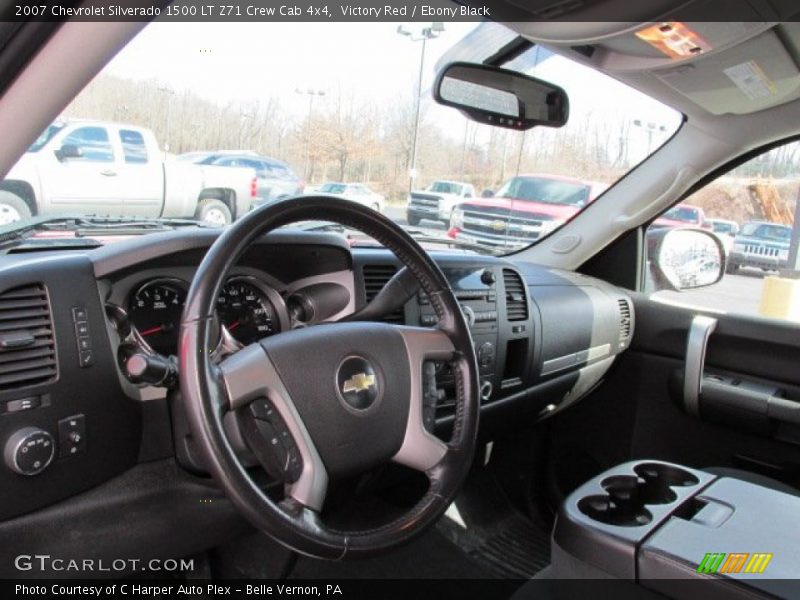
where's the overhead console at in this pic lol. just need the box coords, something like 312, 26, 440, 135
554, 460, 800, 599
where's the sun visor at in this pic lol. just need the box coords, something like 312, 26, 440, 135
652, 30, 800, 115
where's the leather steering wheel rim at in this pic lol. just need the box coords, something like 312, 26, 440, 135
179, 196, 480, 559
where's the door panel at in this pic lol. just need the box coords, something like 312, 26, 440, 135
546, 293, 800, 502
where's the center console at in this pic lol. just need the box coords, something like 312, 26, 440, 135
554, 460, 800, 599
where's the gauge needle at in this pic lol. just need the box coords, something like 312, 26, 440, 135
227, 321, 241, 332
139, 326, 163, 336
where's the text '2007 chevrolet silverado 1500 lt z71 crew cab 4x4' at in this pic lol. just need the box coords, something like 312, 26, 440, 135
0, 120, 257, 226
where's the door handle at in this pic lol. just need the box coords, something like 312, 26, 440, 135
683, 315, 717, 417
100, 169, 117, 176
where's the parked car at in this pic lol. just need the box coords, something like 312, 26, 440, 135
177, 151, 303, 207
0, 120, 256, 226
707, 217, 740, 254
448, 174, 607, 249
727, 220, 792, 273
652, 203, 709, 229
406, 180, 476, 227
317, 182, 385, 213
708, 217, 740, 237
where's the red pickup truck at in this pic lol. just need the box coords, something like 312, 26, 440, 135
447, 173, 608, 249
651, 203, 710, 229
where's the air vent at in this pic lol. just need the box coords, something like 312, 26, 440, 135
618, 298, 632, 342
502, 269, 528, 321
0, 284, 57, 390
362, 264, 405, 324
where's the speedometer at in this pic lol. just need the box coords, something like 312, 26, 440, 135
128, 279, 187, 356
216, 278, 281, 345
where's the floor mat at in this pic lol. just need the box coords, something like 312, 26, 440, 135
436, 471, 553, 579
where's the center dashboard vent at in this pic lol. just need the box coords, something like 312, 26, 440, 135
502, 269, 529, 321
362, 264, 405, 324
618, 298, 632, 342
0, 284, 57, 390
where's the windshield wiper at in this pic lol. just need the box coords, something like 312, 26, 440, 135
0, 214, 212, 244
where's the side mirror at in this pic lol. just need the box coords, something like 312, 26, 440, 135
648, 228, 724, 291
481, 189, 495, 198
55, 143, 82, 161
433, 62, 569, 130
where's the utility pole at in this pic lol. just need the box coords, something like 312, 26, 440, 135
296, 88, 325, 181
397, 22, 444, 194
157, 86, 175, 158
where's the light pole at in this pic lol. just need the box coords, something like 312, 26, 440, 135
157, 85, 175, 157
633, 119, 667, 155
295, 88, 325, 181
238, 110, 253, 148
397, 22, 444, 194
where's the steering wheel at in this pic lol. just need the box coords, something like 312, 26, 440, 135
179, 196, 480, 559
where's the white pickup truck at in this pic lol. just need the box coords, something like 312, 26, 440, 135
0, 120, 256, 226
405, 180, 476, 227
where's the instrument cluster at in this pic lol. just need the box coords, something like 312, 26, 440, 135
127, 275, 287, 356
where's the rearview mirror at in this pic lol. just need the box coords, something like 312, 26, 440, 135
55, 143, 82, 161
648, 228, 724, 291
433, 62, 569, 130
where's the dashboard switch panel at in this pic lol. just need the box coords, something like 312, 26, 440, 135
72, 305, 93, 368
58, 414, 86, 458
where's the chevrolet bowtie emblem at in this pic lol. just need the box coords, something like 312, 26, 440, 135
342, 372, 376, 394
491, 220, 506, 231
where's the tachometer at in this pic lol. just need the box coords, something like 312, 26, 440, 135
128, 279, 187, 356
217, 278, 281, 345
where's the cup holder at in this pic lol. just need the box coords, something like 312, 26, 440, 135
577, 463, 701, 527
578, 477, 653, 526
634, 463, 700, 488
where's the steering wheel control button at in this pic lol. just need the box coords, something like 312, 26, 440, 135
246, 398, 303, 483
58, 414, 86, 458
4, 427, 55, 476
336, 356, 380, 412
249, 398, 277, 421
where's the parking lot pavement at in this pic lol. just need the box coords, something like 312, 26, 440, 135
385, 203, 770, 318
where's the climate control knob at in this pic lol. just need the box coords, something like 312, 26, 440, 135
4, 427, 55, 476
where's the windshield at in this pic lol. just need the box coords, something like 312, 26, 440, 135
28, 123, 65, 152
663, 206, 700, 223
1, 20, 680, 252
741, 223, 792, 241
711, 222, 734, 234
320, 183, 347, 194
494, 176, 590, 206
429, 182, 463, 195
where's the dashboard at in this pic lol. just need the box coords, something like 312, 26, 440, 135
0, 228, 634, 535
